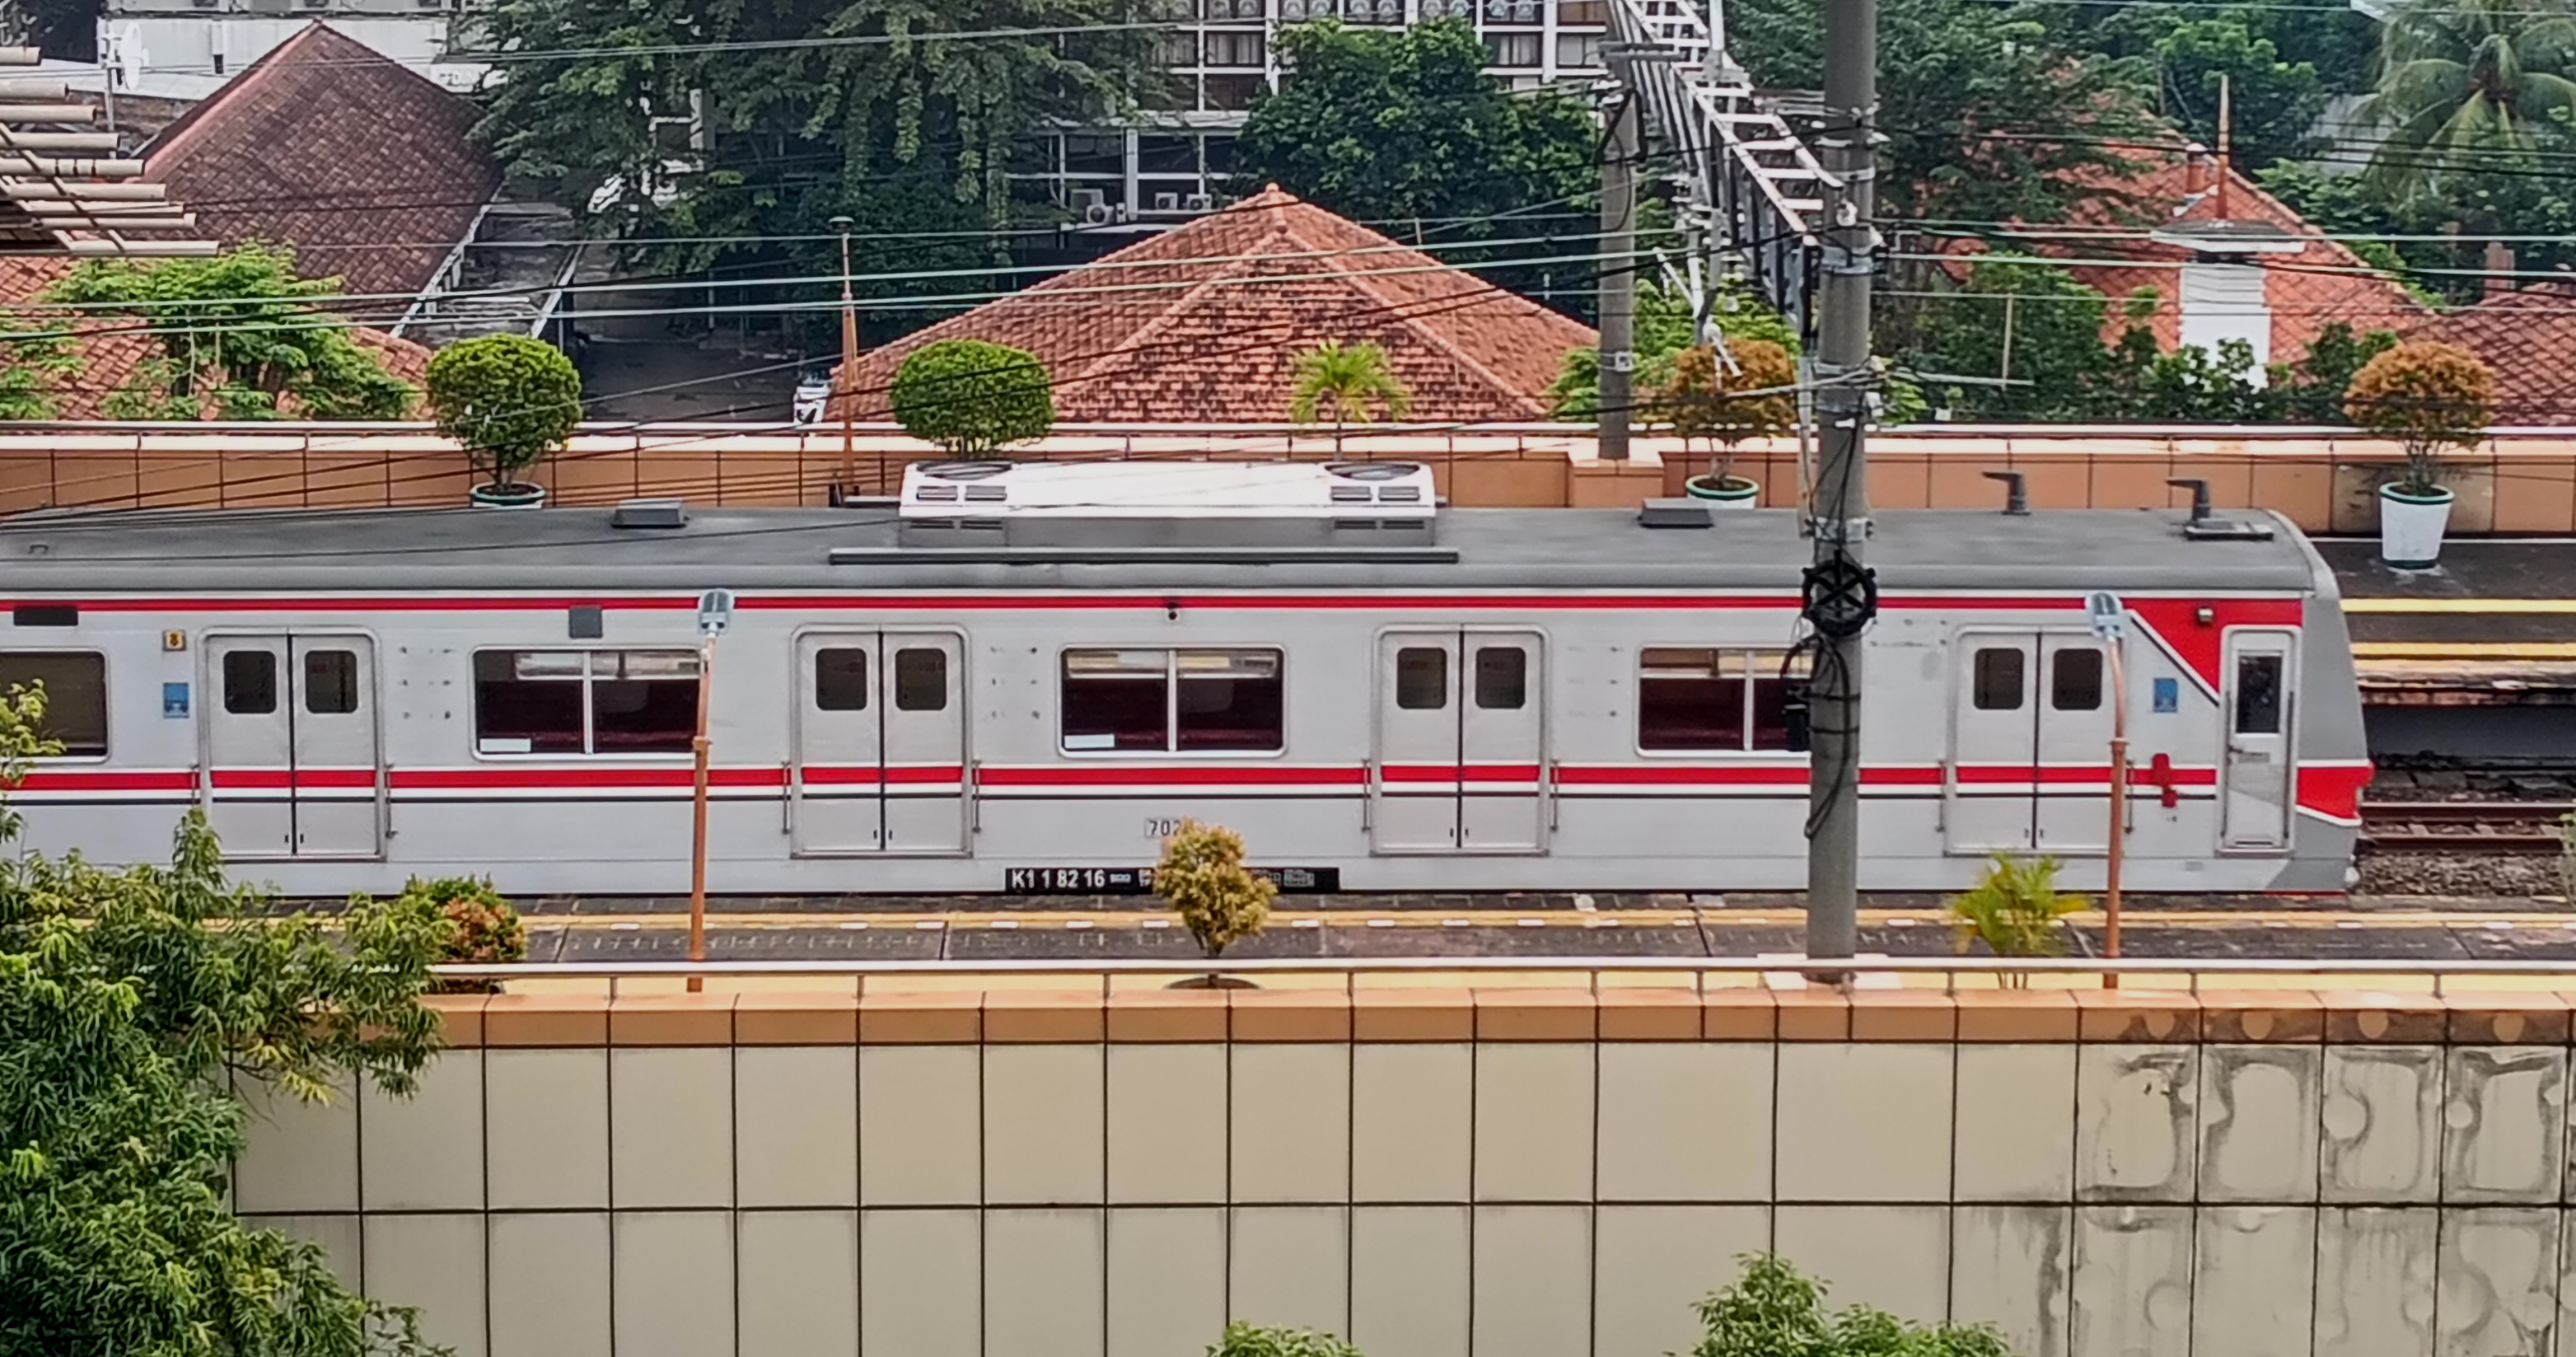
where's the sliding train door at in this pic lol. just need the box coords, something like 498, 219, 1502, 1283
789, 630, 968, 856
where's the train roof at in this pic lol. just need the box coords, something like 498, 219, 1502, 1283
0, 501, 2329, 596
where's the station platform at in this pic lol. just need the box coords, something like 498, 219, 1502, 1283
2323, 539, 2576, 758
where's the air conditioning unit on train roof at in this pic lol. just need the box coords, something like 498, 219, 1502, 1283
895, 460, 1438, 549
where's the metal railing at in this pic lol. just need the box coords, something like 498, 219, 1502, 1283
432, 953, 2576, 999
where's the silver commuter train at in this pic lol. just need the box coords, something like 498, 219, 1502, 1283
0, 460, 2371, 896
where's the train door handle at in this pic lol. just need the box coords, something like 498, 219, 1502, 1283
1359, 760, 1372, 832
782, 760, 796, 834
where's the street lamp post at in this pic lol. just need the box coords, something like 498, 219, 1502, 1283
2087, 592, 2130, 988
687, 590, 734, 994
829, 215, 863, 494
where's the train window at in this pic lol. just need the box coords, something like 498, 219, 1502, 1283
1474, 646, 1526, 709
1639, 648, 1742, 749
1971, 648, 2025, 711
1396, 647, 1447, 709
223, 650, 278, 715
1176, 649, 1282, 751
1639, 648, 1809, 751
1063, 650, 1171, 751
2050, 649, 2102, 712
894, 648, 947, 712
1062, 648, 1283, 752
590, 650, 699, 753
1749, 652, 1813, 751
0, 651, 106, 757
304, 649, 359, 715
474, 651, 585, 754
815, 648, 869, 711
474, 649, 697, 756
2234, 653, 2284, 735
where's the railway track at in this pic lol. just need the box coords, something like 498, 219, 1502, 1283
2361, 800, 2572, 854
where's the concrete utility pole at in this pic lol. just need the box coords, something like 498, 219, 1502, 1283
1802, 0, 1879, 961
1597, 96, 1637, 462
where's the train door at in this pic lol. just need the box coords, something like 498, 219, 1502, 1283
2220, 630, 2296, 851
789, 631, 968, 856
1372, 632, 1460, 851
201, 634, 381, 859
1947, 631, 2112, 854
1370, 629, 1547, 854
1461, 632, 1546, 851
2032, 636, 2115, 853
881, 633, 967, 852
1946, 634, 2038, 854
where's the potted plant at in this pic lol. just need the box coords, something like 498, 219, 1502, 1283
1288, 339, 1412, 454
889, 339, 1056, 457
2343, 339, 2497, 569
1153, 819, 1275, 986
425, 334, 584, 509
1660, 339, 1797, 508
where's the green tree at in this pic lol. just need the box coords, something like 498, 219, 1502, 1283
1288, 339, 1412, 452
1729, 0, 2162, 225
0, 685, 453, 1356
1231, 19, 1597, 309
0, 319, 74, 421
1692, 1253, 2015, 1357
48, 246, 414, 421
889, 338, 1055, 456
1209, 1324, 1363, 1357
462, 0, 1158, 281
1905, 256, 2116, 421
2153, 18, 2329, 168
1550, 278, 1798, 420
426, 334, 585, 495
2356, 0, 2576, 204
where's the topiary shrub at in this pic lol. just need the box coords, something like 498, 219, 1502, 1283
425, 334, 584, 497
1154, 819, 1276, 963
398, 876, 526, 993
2343, 339, 2497, 496
888, 339, 1055, 457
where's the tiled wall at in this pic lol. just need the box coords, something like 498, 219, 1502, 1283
236, 986, 2576, 1357
26, 426, 2576, 527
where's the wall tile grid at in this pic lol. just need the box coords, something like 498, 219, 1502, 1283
231, 986, 2576, 1357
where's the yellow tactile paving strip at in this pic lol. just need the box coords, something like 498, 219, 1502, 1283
540, 905, 2576, 933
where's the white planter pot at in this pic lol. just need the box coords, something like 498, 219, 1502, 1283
2377, 484, 2453, 569
470, 482, 547, 510
1685, 475, 1760, 509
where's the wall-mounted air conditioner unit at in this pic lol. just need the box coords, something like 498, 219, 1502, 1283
1183, 193, 1214, 212
1152, 191, 1181, 213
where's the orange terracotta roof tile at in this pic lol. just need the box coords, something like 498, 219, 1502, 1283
1950, 149, 2433, 364
834, 186, 1596, 425
2420, 283, 2576, 425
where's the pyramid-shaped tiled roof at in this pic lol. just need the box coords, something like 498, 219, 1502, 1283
836, 187, 1596, 424
143, 23, 500, 313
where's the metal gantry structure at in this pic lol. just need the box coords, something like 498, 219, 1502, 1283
1597, 0, 1879, 962
1597, 0, 1830, 340
0, 45, 217, 258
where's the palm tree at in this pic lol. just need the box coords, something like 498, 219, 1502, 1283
2355, 0, 2576, 202
1288, 339, 1413, 454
